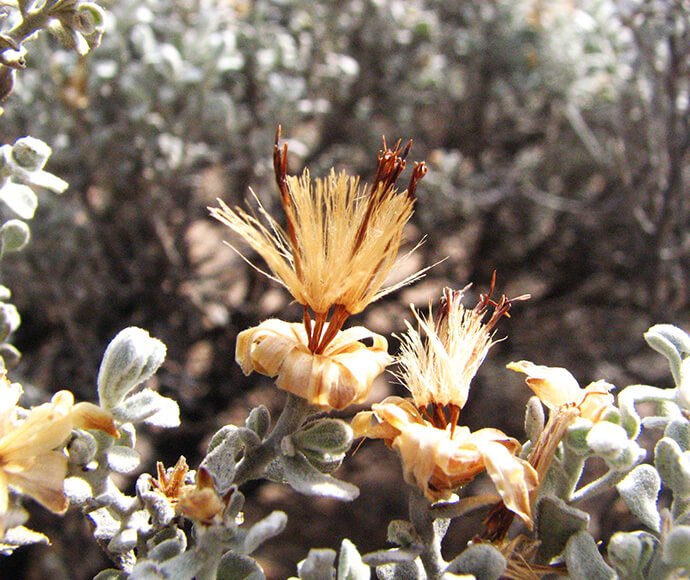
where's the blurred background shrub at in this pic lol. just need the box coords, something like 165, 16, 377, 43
1, 0, 688, 577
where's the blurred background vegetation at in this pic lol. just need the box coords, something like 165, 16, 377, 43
1, 0, 688, 577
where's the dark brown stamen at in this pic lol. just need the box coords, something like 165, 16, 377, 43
351, 138, 420, 256
273, 126, 302, 278
314, 303, 350, 354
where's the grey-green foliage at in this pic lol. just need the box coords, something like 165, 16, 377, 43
0, 135, 67, 368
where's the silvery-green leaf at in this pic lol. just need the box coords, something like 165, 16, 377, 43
97, 327, 167, 408
0, 218, 29, 253
645, 325, 690, 386
25, 170, 68, 194
565, 531, 616, 580
0, 302, 20, 342
108, 527, 138, 553
337, 539, 370, 580
280, 452, 359, 501
64, 476, 93, 504
245, 405, 270, 439
217, 552, 265, 580
0, 525, 50, 555
244, 510, 287, 555
524, 396, 544, 443
89, 507, 121, 541
655, 437, 690, 496
67, 429, 98, 465
11, 136, 50, 171
129, 561, 166, 580
374, 561, 423, 580
148, 536, 186, 562
106, 445, 141, 474
665, 419, 690, 452
617, 464, 661, 531
111, 388, 179, 427
445, 544, 506, 580
362, 547, 421, 567
201, 428, 245, 493
535, 495, 589, 564
293, 419, 353, 459
297, 548, 336, 580
74, 2, 106, 35
607, 531, 658, 580
677, 358, 690, 410
565, 417, 593, 455
586, 422, 629, 458
0, 182, 37, 218
662, 525, 690, 568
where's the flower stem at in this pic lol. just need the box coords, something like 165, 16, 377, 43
233, 393, 315, 486
408, 487, 446, 580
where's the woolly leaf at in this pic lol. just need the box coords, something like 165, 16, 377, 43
0, 525, 50, 555
0, 219, 29, 253
97, 327, 166, 408
297, 548, 336, 580
586, 422, 629, 458
607, 531, 658, 580
362, 547, 421, 566
337, 539, 370, 580
244, 511, 287, 555
11, 136, 51, 171
644, 325, 690, 387
535, 495, 589, 564
293, 419, 353, 459
663, 525, 690, 568
217, 552, 265, 580
245, 405, 270, 439
524, 396, 544, 443
111, 389, 179, 427
106, 445, 141, 474
0, 182, 37, 219
617, 464, 661, 531
445, 544, 506, 580
655, 437, 690, 496
280, 452, 359, 501
64, 476, 93, 504
665, 419, 690, 451
373, 561, 423, 580
564, 531, 616, 580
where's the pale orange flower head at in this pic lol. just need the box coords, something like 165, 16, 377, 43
353, 397, 538, 526
0, 375, 117, 535
236, 319, 392, 410
507, 360, 615, 422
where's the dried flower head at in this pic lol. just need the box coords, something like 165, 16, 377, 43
151, 457, 227, 525
0, 375, 118, 535
354, 282, 537, 524
210, 127, 427, 355
398, 278, 529, 428
236, 319, 391, 410
507, 360, 615, 422
352, 397, 538, 525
